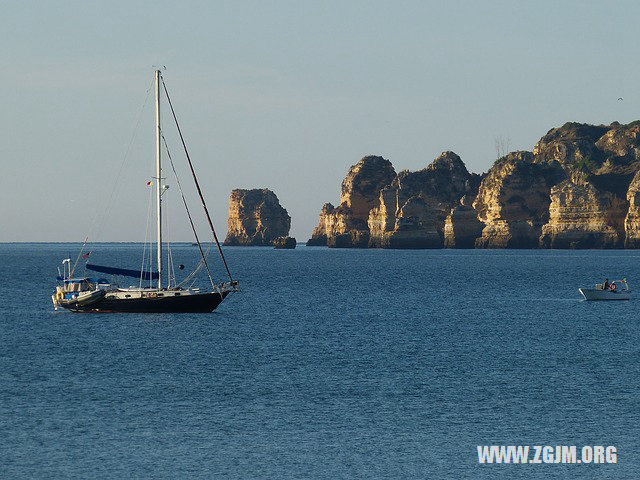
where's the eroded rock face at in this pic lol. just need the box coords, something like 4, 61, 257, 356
306, 120, 640, 249
371, 195, 444, 248
531, 122, 640, 248
473, 152, 565, 248
368, 151, 481, 248
307, 156, 396, 247
595, 122, 640, 161
444, 200, 485, 249
540, 171, 627, 248
273, 236, 296, 249
533, 121, 640, 185
223, 189, 290, 246
533, 122, 610, 168
624, 169, 640, 247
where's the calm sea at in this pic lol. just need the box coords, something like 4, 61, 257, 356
1, 243, 638, 479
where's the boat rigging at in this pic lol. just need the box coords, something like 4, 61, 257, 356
52, 70, 238, 313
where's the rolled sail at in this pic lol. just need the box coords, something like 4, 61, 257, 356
86, 263, 159, 280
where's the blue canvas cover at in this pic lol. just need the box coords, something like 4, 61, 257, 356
86, 263, 159, 280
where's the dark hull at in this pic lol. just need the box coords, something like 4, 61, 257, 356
65, 291, 229, 313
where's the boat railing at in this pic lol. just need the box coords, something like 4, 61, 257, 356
596, 279, 629, 291
219, 280, 240, 293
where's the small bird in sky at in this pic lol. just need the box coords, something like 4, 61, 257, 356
618, 97, 624, 101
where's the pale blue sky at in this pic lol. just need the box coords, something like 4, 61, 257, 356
1, 0, 638, 241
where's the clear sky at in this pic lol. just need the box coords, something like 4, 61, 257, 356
1, 0, 639, 242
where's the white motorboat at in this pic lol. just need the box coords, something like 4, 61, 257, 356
579, 279, 630, 301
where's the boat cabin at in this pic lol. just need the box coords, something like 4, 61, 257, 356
60, 278, 109, 293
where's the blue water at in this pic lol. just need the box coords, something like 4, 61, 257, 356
1, 243, 639, 479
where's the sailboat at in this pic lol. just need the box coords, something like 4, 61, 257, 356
52, 70, 238, 313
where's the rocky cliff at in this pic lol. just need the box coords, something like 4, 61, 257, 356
444, 199, 485, 249
625, 169, 640, 247
307, 156, 396, 247
532, 122, 610, 167
307, 120, 640, 249
223, 189, 291, 246
473, 152, 566, 248
540, 170, 626, 248
534, 121, 640, 247
368, 151, 480, 248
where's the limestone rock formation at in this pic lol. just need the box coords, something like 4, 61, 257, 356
306, 120, 640, 249
307, 156, 396, 247
473, 152, 565, 248
273, 236, 296, 249
368, 151, 481, 248
223, 189, 291, 246
533, 121, 640, 181
595, 122, 640, 161
532, 121, 640, 248
444, 197, 485, 248
624, 169, 640, 247
540, 171, 627, 248
532, 122, 610, 168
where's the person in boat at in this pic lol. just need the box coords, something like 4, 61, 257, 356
603, 279, 609, 290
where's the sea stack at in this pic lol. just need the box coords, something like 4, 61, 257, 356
223, 189, 291, 246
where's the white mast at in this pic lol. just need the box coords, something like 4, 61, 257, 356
155, 69, 162, 289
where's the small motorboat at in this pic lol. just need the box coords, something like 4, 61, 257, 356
58, 289, 107, 309
579, 279, 630, 301
52, 277, 110, 310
